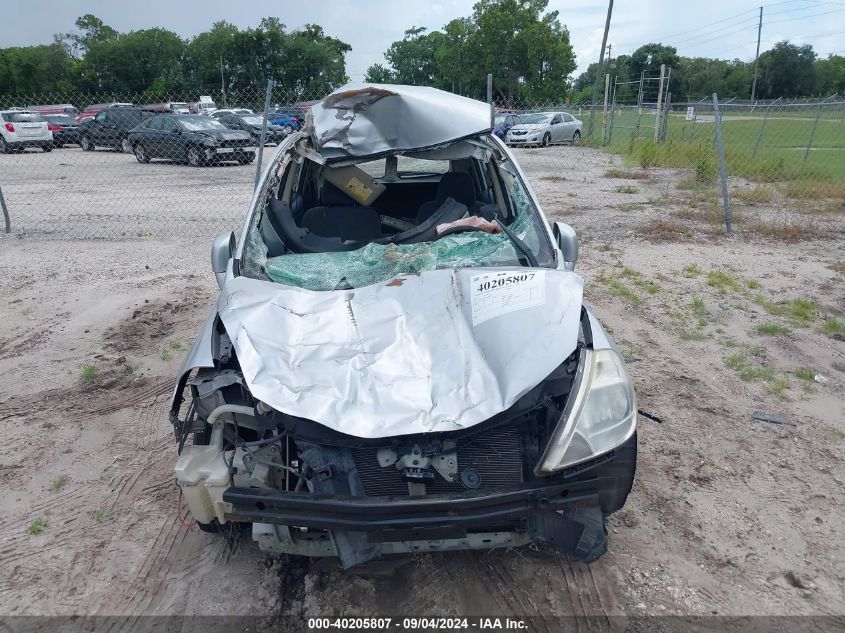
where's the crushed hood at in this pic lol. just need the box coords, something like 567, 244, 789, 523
306, 83, 493, 161
217, 267, 583, 438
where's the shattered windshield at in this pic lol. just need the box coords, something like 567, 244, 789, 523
242, 139, 554, 292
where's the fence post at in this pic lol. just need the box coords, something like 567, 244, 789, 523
751, 98, 776, 159
803, 98, 825, 164
712, 93, 733, 235
254, 79, 275, 191
660, 93, 671, 142
487, 73, 494, 128
0, 185, 9, 234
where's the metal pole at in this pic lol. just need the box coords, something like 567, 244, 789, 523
220, 55, 227, 108
637, 71, 644, 108
661, 92, 671, 142
654, 64, 666, 142
751, 97, 777, 159
0, 185, 10, 234
751, 6, 763, 101
712, 93, 733, 235
254, 79, 274, 191
602, 73, 610, 143
587, 0, 614, 139
803, 98, 825, 164
607, 78, 618, 146
487, 73, 494, 128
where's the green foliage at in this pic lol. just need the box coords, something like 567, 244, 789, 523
794, 367, 815, 381
371, 0, 576, 102
756, 322, 790, 336
50, 474, 70, 492
27, 516, 49, 535
822, 317, 845, 335
1, 15, 350, 97
80, 364, 97, 381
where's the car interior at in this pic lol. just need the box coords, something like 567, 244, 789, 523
257, 141, 522, 257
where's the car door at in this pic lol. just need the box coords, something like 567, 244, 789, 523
549, 114, 563, 141
157, 117, 182, 159
562, 113, 576, 140
92, 111, 111, 144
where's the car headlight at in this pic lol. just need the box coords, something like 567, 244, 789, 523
535, 348, 636, 475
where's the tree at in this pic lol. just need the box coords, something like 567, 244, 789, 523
365, 63, 395, 83
371, 0, 576, 103
756, 41, 816, 98
814, 54, 845, 95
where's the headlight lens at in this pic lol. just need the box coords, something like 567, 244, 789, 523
535, 348, 636, 475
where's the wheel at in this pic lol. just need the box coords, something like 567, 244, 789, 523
121, 138, 132, 153
79, 135, 94, 151
572, 130, 581, 144
134, 143, 150, 164
0, 136, 9, 154
541, 133, 551, 148
187, 146, 204, 167
42, 144, 52, 152
282, 125, 293, 134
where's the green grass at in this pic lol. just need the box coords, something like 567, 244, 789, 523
795, 367, 815, 381
787, 299, 818, 325
725, 349, 778, 383
601, 112, 845, 196
167, 340, 184, 351
756, 322, 790, 336
50, 474, 69, 492
682, 263, 701, 278
707, 270, 742, 292
27, 516, 48, 535
159, 349, 172, 361
692, 297, 706, 317
616, 184, 638, 194
745, 279, 761, 290
822, 317, 845, 335
680, 329, 710, 341
88, 508, 112, 523
607, 280, 642, 307
80, 365, 97, 381
122, 364, 135, 376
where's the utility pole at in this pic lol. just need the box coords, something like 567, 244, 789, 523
588, 0, 614, 139
751, 6, 763, 101
220, 55, 227, 107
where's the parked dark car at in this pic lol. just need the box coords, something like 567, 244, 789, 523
44, 114, 80, 147
268, 106, 307, 132
214, 112, 288, 145
127, 115, 255, 167
78, 107, 145, 153
493, 113, 521, 139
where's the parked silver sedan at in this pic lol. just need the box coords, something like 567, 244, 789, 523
505, 111, 582, 147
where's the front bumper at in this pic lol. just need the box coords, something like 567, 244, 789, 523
7, 138, 52, 147
223, 433, 636, 561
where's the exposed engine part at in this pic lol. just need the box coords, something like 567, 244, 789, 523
460, 467, 481, 489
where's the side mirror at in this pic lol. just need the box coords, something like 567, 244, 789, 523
553, 222, 578, 271
211, 231, 236, 289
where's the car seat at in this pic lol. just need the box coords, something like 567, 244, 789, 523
300, 183, 381, 241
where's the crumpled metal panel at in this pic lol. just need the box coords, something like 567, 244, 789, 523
307, 83, 493, 161
217, 267, 583, 438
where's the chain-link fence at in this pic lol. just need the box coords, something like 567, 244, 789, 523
0, 87, 324, 240
1, 86, 842, 240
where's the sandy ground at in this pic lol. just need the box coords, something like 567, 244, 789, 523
1, 145, 843, 622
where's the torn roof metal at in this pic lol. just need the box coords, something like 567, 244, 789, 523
306, 83, 493, 161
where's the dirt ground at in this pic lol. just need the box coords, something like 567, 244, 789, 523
1, 146, 843, 623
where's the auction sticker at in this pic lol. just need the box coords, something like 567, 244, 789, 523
470, 270, 545, 326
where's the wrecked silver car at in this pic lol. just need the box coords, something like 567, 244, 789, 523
170, 84, 637, 568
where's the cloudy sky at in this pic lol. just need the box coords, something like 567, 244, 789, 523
3, 0, 843, 78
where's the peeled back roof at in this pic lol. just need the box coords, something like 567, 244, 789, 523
307, 83, 493, 161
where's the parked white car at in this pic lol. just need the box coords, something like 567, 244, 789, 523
210, 108, 254, 118
505, 111, 582, 147
0, 110, 53, 153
